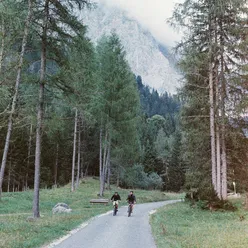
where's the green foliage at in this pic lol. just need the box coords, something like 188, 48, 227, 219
96, 33, 140, 166
0, 86, 11, 111
176, 47, 212, 190
120, 164, 163, 190
137, 76, 180, 118
0, 1, 184, 196
0, 0, 95, 191
185, 186, 237, 211
136, 76, 184, 192
170, 0, 248, 197
147, 172, 163, 190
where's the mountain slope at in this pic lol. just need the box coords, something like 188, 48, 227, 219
78, 4, 180, 93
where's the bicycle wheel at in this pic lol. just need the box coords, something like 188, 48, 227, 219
128, 204, 131, 217
113, 205, 117, 216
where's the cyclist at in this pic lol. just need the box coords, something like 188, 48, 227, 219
111, 192, 121, 211
127, 191, 136, 213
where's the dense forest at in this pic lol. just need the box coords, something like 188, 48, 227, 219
0, 0, 184, 217
1, 0, 248, 218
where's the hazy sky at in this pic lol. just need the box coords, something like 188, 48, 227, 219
97, 0, 183, 47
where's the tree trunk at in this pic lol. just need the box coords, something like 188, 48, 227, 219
80, 118, 84, 179
216, 120, 221, 197
76, 118, 81, 189
7, 161, 11, 193
26, 123, 33, 190
103, 132, 107, 175
214, 18, 221, 199
33, 51, 45, 218
71, 108, 78, 192
215, 75, 221, 198
107, 140, 111, 190
209, 17, 216, 191
80, 144, 84, 179
0, 18, 5, 76
33, 0, 48, 218
221, 141, 227, 199
220, 21, 227, 200
22, 179, 25, 192
80, 156, 84, 178
99, 128, 104, 197
54, 143, 59, 188
102, 132, 109, 187
84, 163, 89, 177
0, 0, 33, 199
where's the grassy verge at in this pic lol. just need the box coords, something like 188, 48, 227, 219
150, 198, 248, 248
0, 178, 182, 248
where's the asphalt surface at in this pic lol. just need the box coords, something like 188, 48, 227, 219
51, 200, 180, 248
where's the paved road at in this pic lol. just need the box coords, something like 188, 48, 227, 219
51, 200, 180, 248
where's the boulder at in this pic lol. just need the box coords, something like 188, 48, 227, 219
52, 203, 72, 214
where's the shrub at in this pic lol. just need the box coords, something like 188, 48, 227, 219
185, 186, 237, 211
147, 172, 163, 190
120, 164, 163, 190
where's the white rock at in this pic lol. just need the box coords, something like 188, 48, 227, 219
52, 203, 72, 214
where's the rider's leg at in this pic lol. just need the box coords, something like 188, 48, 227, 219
113, 201, 118, 210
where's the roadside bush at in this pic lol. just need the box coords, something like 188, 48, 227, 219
185, 185, 237, 211
147, 172, 163, 190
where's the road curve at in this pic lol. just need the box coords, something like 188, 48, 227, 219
50, 200, 180, 248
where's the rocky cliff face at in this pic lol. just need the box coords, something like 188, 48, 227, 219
78, 4, 180, 93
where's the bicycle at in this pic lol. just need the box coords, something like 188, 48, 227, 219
113, 201, 118, 216
127, 202, 134, 217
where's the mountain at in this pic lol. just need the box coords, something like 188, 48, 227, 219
78, 4, 180, 94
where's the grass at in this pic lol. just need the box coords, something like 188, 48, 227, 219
150, 197, 248, 248
0, 178, 182, 248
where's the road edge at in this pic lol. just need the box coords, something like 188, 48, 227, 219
42, 200, 181, 248
148, 199, 182, 248
41, 210, 112, 248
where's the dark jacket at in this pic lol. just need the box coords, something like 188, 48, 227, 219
111, 194, 121, 201
127, 194, 136, 203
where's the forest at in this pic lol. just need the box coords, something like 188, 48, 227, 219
1, 0, 248, 219
0, 0, 182, 218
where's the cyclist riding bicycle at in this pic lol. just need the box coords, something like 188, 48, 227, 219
127, 191, 136, 213
111, 192, 121, 211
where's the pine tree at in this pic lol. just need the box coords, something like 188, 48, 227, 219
95, 34, 140, 196
0, 0, 33, 199
31, 0, 91, 218
171, 0, 248, 199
